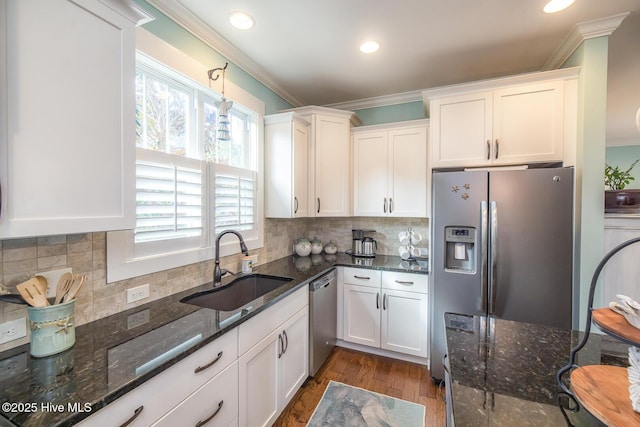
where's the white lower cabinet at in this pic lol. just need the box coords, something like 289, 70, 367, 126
344, 284, 381, 347
152, 361, 239, 427
76, 329, 238, 426
238, 287, 309, 427
342, 268, 429, 358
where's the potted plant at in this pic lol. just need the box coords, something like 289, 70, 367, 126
605, 158, 640, 213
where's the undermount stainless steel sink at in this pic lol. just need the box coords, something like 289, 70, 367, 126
180, 274, 294, 311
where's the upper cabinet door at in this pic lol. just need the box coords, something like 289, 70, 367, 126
0, 0, 150, 238
430, 91, 493, 168
353, 131, 388, 216
311, 114, 352, 217
388, 126, 428, 217
492, 80, 565, 165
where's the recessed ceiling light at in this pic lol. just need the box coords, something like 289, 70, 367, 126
360, 41, 380, 54
543, 0, 575, 13
229, 11, 254, 30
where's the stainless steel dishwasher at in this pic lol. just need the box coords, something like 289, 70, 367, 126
309, 268, 337, 376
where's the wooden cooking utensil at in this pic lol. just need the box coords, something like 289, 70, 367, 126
54, 273, 74, 305
16, 278, 50, 307
34, 275, 48, 295
63, 275, 86, 303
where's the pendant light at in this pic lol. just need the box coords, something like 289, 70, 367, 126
207, 62, 233, 142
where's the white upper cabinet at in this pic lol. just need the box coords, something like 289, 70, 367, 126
0, 0, 151, 238
292, 106, 360, 217
426, 68, 579, 169
353, 121, 428, 217
265, 112, 310, 218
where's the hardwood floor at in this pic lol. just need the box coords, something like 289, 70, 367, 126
274, 347, 446, 426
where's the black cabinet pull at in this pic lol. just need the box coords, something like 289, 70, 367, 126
194, 351, 223, 373
486, 140, 490, 160
389, 198, 393, 213
283, 330, 288, 354
383, 293, 387, 310
119, 405, 143, 427
383, 197, 387, 213
354, 275, 370, 280
495, 139, 500, 159
195, 400, 223, 427
395, 280, 414, 286
278, 334, 283, 358
376, 292, 380, 309
317, 197, 320, 214
294, 197, 298, 213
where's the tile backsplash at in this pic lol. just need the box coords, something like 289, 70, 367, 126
0, 216, 427, 351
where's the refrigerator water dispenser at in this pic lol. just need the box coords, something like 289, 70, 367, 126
444, 226, 476, 273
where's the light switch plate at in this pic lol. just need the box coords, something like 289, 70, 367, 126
37, 268, 73, 298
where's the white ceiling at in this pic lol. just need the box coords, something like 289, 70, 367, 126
150, 0, 640, 144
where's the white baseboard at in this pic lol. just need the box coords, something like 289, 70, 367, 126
336, 339, 429, 366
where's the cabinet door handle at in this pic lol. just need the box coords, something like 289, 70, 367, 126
317, 198, 320, 214
119, 406, 143, 427
376, 292, 380, 309
383, 293, 387, 310
494, 139, 499, 159
278, 333, 283, 358
283, 329, 288, 354
395, 280, 414, 286
383, 197, 387, 213
294, 197, 298, 214
486, 140, 491, 160
389, 198, 393, 214
194, 351, 223, 374
195, 400, 224, 427
354, 275, 370, 280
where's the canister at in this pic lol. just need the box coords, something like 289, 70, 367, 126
27, 300, 76, 357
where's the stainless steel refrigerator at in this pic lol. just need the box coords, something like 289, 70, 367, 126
430, 166, 573, 381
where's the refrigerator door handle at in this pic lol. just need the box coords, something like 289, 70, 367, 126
489, 201, 498, 315
480, 200, 489, 313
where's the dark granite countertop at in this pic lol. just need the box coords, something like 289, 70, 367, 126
444, 312, 627, 427
0, 253, 427, 426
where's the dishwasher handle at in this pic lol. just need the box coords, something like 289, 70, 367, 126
310, 270, 336, 291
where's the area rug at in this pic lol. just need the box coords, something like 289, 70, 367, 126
306, 380, 426, 427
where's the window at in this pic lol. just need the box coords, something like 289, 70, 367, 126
107, 40, 264, 283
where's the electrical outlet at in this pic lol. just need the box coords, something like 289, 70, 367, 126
126, 284, 150, 304
0, 318, 27, 345
37, 268, 73, 298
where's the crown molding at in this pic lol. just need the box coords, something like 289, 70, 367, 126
543, 12, 630, 71
147, 0, 305, 107
323, 90, 423, 111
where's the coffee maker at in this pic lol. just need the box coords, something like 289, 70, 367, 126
350, 229, 377, 257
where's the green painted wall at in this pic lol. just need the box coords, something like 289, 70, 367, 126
606, 145, 640, 189
134, 1, 293, 114
563, 37, 610, 329
354, 101, 426, 126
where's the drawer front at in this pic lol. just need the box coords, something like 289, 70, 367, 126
77, 329, 238, 427
152, 361, 239, 427
382, 271, 428, 293
343, 267, 381, 287
238, 286, 308, 355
